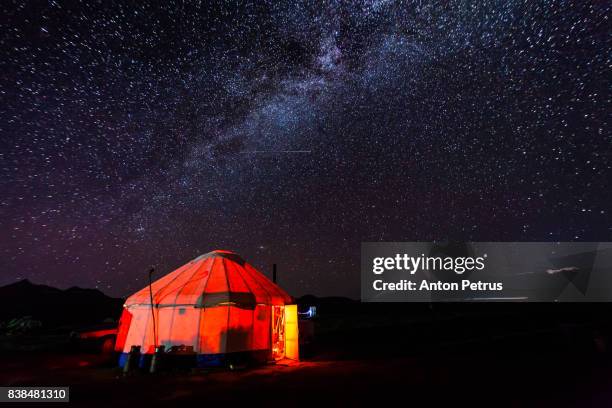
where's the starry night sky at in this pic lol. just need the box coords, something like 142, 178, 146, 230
1, 1, 610, 298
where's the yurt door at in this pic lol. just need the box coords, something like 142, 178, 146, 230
271, 306, 285, 359
284, 305, 299, 361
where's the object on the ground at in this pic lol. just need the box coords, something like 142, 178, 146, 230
298, 306, 317, 319
77, 327, 118, 340
149, 345, 165, 373
73, 324, 118, 353
116, 250, 299, 368
123, 345, 140, 374
0, 316, 43, 336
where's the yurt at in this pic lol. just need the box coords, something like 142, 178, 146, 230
115, 250, 298, 367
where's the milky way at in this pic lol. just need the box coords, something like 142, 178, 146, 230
1, 1, 610, 298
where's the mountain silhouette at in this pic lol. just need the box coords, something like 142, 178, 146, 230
0, 279, 123, 327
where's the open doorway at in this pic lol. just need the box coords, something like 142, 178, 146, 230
271, 305, 299, 361
271, 305, 285, 360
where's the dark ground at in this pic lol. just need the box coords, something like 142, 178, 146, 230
2, 301, 612, 406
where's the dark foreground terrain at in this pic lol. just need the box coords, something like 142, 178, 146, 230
2, 348, 611, 406
2, 300, 612, 406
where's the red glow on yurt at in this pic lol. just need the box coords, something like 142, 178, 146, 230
115, 250, 299, 367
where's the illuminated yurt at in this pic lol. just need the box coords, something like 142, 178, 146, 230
115, 250, 298, 367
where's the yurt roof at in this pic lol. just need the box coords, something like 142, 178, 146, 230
125, 250, 291, 308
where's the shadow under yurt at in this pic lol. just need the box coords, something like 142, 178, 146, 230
115, 250, 299, 370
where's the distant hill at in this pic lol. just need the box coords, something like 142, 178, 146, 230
296, 294, 359, 314
296, 295, 357, 305
0, 279, 124, 328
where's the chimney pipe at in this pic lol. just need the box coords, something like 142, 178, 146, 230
272, 263, 277, 284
